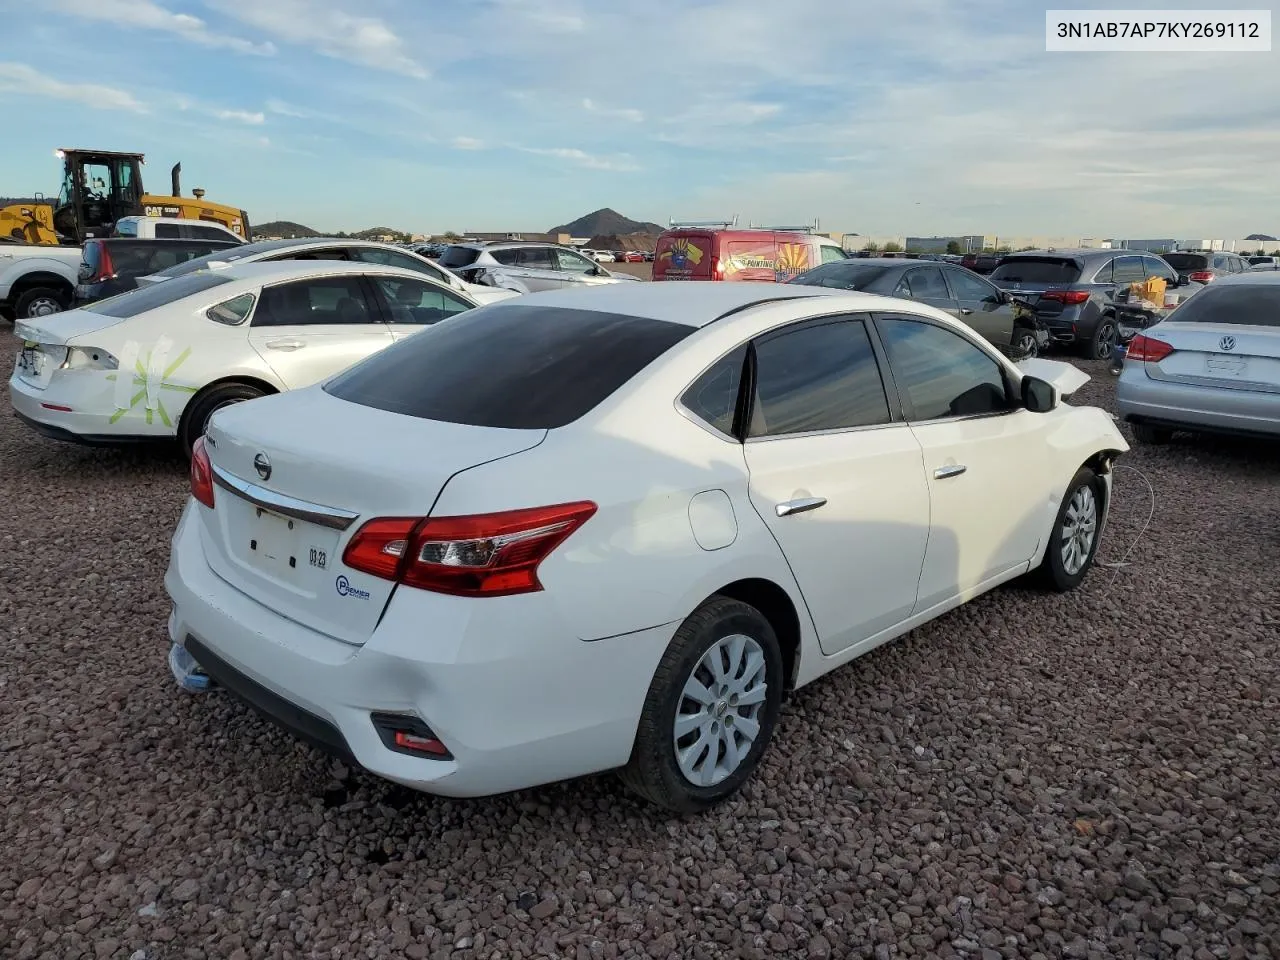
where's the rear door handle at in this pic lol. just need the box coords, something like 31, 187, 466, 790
934, 465, 967, 479
264, 338, 305, 350
959, 308, 973, 315
775, 497, 827, 517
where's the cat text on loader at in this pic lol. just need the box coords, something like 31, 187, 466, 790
0, 149, 252, 246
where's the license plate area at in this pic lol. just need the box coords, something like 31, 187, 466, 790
1205, 356, 1247, 378
231, 505, 340, 591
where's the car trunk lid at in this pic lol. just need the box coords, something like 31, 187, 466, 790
1143, 322, 1280, 393
198, 387, 546, 645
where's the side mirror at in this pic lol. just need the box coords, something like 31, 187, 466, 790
1166, 275, 1181, 288
1021, 375, 1057, 413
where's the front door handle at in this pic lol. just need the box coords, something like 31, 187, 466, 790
264, 338, 305, 350
934, 464, 967, 479
775, 497, 827, 517
959, 307, 973, 315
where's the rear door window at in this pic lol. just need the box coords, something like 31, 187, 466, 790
324, 305, 695, 428
748, 319, 891, 437
1112, 256, 1146, 285
895, 266, 949, 299
252, 276, 378, 327
554, 248, 599, 274
190, 225, 233, 241
943, 267, 1000, 302
1141, 257, 1178, 282
154, 222, 181, 239
988, 258, 1080, 284
518, 247, 556, 270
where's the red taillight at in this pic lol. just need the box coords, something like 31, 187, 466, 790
1188, 271, 1214, 283
1125, 334, 1175, 363
90, 242, 116, 283
1041, 290, 1090, 305
190, 436, 215, 509
342, 501, 597, 598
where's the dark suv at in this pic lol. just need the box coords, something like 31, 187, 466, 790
1161, 250, 1254, 286
987, 249, 1181, 360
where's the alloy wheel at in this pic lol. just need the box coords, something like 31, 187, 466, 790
1060, 484, 1098, 576
673, 634, 768, 787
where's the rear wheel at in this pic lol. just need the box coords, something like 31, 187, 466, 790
179, 383, 266, 459
14, 286, 69, 320
1039, 467, 1104, 592
1085, 316, 1118, 361
1131, 422, 1173, 445
620, 597, 784, 814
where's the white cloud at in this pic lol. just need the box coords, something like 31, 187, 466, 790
520, 147, 638, 172
582, 99, 643, 123
208, 0, 428, 78
215, 108, 266, 125
0, 62, 146, 112
47, 0, 274, 55
452, 137, 486, 150
487, 0, 584, 32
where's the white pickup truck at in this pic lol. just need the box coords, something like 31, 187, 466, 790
0, 242, 82, 320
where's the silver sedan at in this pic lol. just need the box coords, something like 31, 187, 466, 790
1117, 272, 1280, 443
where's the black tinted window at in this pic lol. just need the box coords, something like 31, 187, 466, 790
880, 318, 1009, 420
1142, 258, 1177, 281
1162, 253, 1208, 272
490, 249, 521, 266
155, 222, 180, 239
989, 258, 1080, 284
438, 246, 481, 268
253, 276, 374, 327
519, 248, 556, 269
749, 320, 890, 437
790, 263, 889, 290
897, 266, 949, 299
146, 239, 284, 278
1164, 284, 1280, 327
191, 225, 232, 241
324, 305, 694, 429
85, 272, 233, 317
681, 346, 746, 436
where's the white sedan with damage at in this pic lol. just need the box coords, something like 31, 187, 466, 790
11, 261, 482, 455
165, 282, 1129, 812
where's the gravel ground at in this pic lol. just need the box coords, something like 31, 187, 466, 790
2, 321, 1277, 960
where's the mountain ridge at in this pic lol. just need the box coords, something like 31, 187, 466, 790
549, 208, 664, 237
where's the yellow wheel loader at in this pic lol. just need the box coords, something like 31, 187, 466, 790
0, 149, 251, 246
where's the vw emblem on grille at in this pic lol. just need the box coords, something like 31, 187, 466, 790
1220, 335, 1237, 352
253, 452, 272, 481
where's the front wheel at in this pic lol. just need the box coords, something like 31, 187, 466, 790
620, 597, 784, 813
1039, 467, 1105, 592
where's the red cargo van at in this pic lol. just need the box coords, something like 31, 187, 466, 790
652, 226, 848, 282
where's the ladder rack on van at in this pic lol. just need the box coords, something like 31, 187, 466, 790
668, 216, 738, 229
748, 219, 821, 234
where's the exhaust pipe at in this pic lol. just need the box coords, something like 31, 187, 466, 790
171, 162, 182, 197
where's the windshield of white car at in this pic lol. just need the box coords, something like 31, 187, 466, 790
1162, 284, 1280, 326
324, 304, 694, 429
84, 273, 236, 318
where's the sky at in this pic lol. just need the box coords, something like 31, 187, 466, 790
0, 0, 1277, 237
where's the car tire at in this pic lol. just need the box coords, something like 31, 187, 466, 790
1131, 422, 1173, 445
1011, 325, 1040, 360
619, 596, 785, 814
14, 286, 70, 320
1038, 467, 1105, 593
1084, 315, 1118, 361
178, 383, 266, 459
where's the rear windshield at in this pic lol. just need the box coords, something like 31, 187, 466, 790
438, 246, 481, 268
988, 258, 1080, 284
79, 242, 102, 280
324, 304, 694, 429
85, 272, 234, 317
148, 241, 276, 278
1161, 253, 1209, 271
1247, 256, 1274, 265
789, 263, 890, 290
1163, 284, 1280, 327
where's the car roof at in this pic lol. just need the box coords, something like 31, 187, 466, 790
488, 279, 864, 327
999, 248, 1121, 260
233, 237, 418, 254
211, 260, 453, 285
824, 258, 918, 268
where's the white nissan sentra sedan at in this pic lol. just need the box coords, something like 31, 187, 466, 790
11, 261, 482, 455
165, 282, 1129, 812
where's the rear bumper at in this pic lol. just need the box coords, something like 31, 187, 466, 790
164, 504, 676, 798
1116, 367, 1280, 438
9, 371, 170, 443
